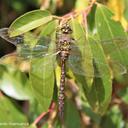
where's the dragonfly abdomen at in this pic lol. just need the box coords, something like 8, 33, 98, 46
58, 60, 66, 118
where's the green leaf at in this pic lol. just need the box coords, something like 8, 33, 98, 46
96, 4, 126, 40
101, 105, 124, 128
83, 103, 101, 124
0, 64, 32, 100
30, 56, 55, 112
70, 19, 112, 114
39, 19, 59, 36
124, 0, 128, 21
87, 4, 97, 31
70, 19, 110, 113
87, 36, 112, 114
64, 99, 81, 128
0, 95, 28, 128
30, 20, 58, 112
95, 3, 128, 66
9, 10, 53, 37
70, 19, 94, 88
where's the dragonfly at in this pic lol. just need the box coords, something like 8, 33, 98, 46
0, 23, 128, 119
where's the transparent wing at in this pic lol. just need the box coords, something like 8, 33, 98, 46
0, 52, 58, 72
0, 28, 59, 58
68, 38, 128, 78
0, 28, 23, 45
1, 27, 127, 77
0, 28, 55, 46
75, 35, 128, 51
16, 44, 59, 59
68, 55, 126, 78
1, 27, 128, 51
101, 37, 128, 49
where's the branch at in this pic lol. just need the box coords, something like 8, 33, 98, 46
52, 0, 97, 23
33, 102, 56, 128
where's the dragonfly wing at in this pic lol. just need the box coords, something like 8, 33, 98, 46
96, 37, 128, 66
101, 37, 128, 50
68, 37, 128, 77
68, 42, 127, 78
106, 59, 127, 76
68, 55, 127, 78
0, 52, 57, 72
68, 43, 95, 78
0, 28, 56, 46
95, 37, 128, 76
75, 36, 128, 55
0, 28, 23, 45
30, 39, 58, 74
16, 43, 59, 59
68, 54, 100, 77
0, 28, 58, 68
76, 36, 128, 50
0, 52, 31, 73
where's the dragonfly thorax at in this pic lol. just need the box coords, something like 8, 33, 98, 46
56, 23, 73, 60
60, 40, 71, 50
58, 40, 71, 60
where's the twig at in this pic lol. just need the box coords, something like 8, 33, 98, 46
53, 0, 97, 23
33, 102, 55, 127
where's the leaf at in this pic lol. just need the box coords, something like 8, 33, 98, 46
70, 19, 94, 88
100, 105, 124, 128
124, 0, 128, 21
95, 3, 128, 67
70, 19, 112, 114
0, 64, 32, 100
83, 103, 101, 124
64, 99, 81, 128
96, 3, 126, 40
87, 4, 97, 31
39, 19, 59, 36
30, 56, 55, 112
29, 20, 58, 112
0, 95, 28, 128
9, 10, 53, 37
86, 36, 112, 114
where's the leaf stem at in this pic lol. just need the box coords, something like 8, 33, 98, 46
33, 102, 55, 127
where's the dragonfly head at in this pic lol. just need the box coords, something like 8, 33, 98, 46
61, 23, 72, 34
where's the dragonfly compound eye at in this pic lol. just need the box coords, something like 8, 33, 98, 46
61, 23, 72, 34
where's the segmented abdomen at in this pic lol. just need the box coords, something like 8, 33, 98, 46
58, 60, 66, 119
